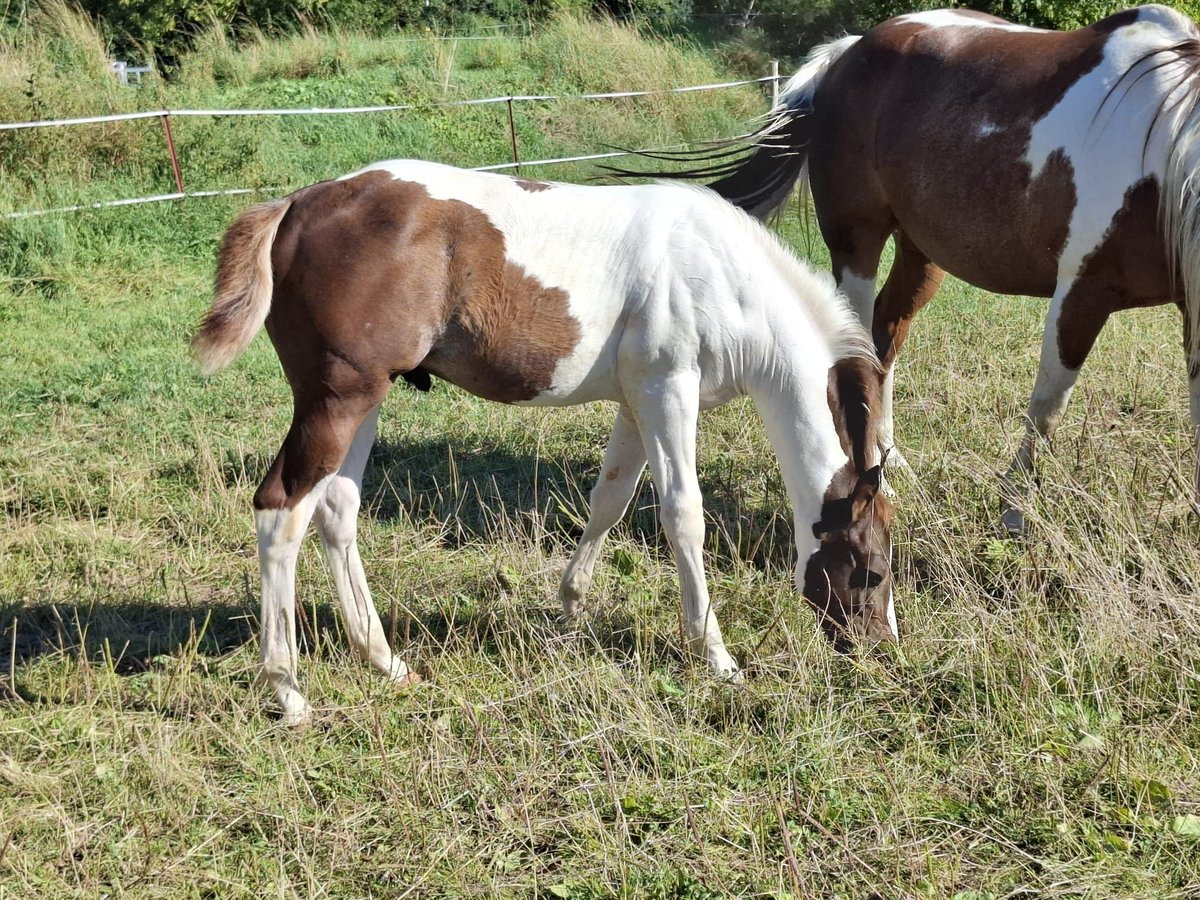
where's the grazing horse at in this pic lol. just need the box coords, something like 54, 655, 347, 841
658, 5, 1200, 531
192, 159, 895, 726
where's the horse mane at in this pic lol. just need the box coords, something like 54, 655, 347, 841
828, 355, 882, 474
664, 182, 877, 368
1094, 8, 1200, 378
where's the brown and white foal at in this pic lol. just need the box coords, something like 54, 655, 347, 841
652, 6, 1200, 531
194, 160, 894, 725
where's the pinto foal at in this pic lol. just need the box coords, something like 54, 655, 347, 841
654, 6, 1200, 531
194, 160, 895, 725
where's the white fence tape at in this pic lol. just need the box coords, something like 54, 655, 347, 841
0, 76, 776, 132
3, 137, 751, 219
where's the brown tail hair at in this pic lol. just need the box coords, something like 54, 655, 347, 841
192, 199, 292, 376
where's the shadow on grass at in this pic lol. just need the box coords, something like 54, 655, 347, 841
0, 595, 257, 700
0, 429, 801, 702
224, 433, 799, 569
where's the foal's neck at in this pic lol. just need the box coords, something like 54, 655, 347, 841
745, 317, 860, 548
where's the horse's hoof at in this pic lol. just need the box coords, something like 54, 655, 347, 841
880, 447, 910, 497
999, 504, 1027, 537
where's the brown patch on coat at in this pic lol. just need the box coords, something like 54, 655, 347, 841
811, 9, 1139, 296
802, 356, 895, 649
1057, 177, 1174, 369
249, 170, 581, 508
515, 178, 552, 193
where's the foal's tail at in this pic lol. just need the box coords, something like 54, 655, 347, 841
192, 199, 293, 376
709, 35, 860, 219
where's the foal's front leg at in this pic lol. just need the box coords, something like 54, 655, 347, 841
630, 377, 739, 679
559, 405, 647, 619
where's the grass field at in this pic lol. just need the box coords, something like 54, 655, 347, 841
3, 8, 1200, 899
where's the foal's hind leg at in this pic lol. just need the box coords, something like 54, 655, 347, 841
314, 405, 419, 686
1000, 282, 1112, 534
627, 375, 739, 679
255, 392, 386, 725
559, 405, 647, 620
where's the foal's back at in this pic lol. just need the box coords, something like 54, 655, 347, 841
264, 160, 808, 410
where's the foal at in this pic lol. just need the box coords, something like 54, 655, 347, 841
194, 160, 895, 725
650, 6, 1200, 531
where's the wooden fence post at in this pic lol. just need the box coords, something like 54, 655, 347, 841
506, 98, 521, 173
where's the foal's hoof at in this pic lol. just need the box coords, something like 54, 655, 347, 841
279, 703, 314, 729
387, 659, 423, 687
707, 650, 743, 683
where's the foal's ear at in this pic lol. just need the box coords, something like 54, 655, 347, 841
857, 464, 883, 496
812, 497, 853, 538
813, 465, 886, 537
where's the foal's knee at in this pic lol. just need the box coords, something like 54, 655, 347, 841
317, 476, 360, 546
658, 490, 704, 545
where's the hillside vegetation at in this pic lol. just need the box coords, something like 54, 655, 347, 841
2, 6, 1199, 898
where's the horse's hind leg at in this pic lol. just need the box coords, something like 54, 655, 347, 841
254, 390, 387, 725
314, 405, 419, 686
1182, 302, 1200, 502
1000, 281, 1112, 534
559, 405, 647, 620
872, 232, 946, 466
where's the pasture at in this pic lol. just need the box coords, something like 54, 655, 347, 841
2, 11, 1200, 898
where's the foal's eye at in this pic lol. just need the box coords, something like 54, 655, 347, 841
849, 568, 884, 590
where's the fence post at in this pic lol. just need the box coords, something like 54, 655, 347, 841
160, 113, 184, 194
506, 97, 521, 174
771, 60, 780, 108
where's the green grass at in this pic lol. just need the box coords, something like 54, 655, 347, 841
2, 8, 1200, 899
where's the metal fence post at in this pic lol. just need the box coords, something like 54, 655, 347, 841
160, 113, 184, 193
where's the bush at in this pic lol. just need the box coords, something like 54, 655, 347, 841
693, 0, 1199, 65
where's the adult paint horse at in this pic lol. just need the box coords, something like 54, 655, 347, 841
193, 159, 895, 725
658, 5, 1200, 531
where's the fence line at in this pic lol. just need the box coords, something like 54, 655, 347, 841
2, 68, 778, 219
0, 76, 778, 132
4, 135, 756, 220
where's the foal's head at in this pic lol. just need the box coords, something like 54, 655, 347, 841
802, 355, 896, 651
803, 464, 895, 652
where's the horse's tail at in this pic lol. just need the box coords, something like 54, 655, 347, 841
1158, 39, 1200, 389
710, 34, 861, 219
192, 198, 293, 376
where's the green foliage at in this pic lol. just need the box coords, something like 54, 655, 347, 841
693, 0, 1200, 65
